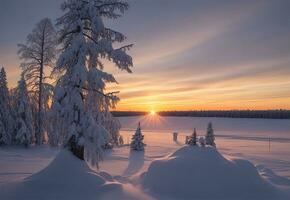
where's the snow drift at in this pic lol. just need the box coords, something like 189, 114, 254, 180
141, 146, 287, 200
0, 150, 142, 200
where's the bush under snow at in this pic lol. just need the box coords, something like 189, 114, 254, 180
141, 146, 287, 200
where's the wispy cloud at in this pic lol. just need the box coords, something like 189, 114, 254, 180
1, 0, 290, 110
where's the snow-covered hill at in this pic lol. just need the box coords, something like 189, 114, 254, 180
0, 150, 149, 200
141, 146, 287, 200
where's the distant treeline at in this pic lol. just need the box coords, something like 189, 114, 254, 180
112, 110, 290, 119
112, 111, 146, 117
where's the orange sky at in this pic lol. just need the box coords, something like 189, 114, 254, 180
1, 0, 290, 112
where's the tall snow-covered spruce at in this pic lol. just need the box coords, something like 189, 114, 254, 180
205, 122, 216, 147
18, 18, 57, 145
0, 67, 13, 145
50, 0, 133, 167
130, 122, 145, 151
14, 77, 34, 147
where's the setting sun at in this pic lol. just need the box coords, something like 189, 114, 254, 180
150, 110, 156, 116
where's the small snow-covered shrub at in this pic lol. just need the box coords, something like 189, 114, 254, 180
186, 128, 197, 146
199, 136, 205, 147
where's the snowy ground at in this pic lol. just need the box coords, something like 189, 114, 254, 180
100, 131, 290, 179
112, 116, 290, 178
1, 116, 290, 199
0, 146, 59, 185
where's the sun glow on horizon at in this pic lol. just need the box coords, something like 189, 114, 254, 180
150, 110, 156, 116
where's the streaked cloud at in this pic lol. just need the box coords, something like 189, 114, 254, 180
0, 0, 289, 111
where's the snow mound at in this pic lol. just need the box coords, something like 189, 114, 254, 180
0, 150, 142, 200
141, 146, 287, 200
257, 165, 290, 186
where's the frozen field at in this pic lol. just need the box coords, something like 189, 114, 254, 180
116, 116, 290, 178
1, 116, 290, 199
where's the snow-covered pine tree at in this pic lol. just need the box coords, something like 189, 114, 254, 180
86, 83, 121, 148
18, 18, 57, 145
98, 107, 122, 148
187, 128, 197, 146
14, 76, 34, 147
105, 114, 121, 146
50, 0, 133, 167
0, 67, 13, 145
205, 122, 216, 147
130, 122, 145, 151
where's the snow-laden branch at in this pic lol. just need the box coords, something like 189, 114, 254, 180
79, 85, 120, 100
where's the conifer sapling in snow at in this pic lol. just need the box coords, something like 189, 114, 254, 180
205, 122, 216, 147
187, 128, 197, 146
130, 122, 145, 151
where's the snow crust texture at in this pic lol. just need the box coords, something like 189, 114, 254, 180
141, 146, 287, 200
0, 150, 142, 200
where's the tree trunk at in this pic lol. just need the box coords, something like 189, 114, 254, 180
36, 22, 46, 145
37, 61, 43, 145
66, 135, 84, 160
